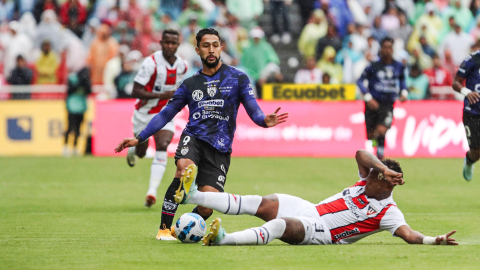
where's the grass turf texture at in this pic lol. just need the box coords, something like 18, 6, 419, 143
1, 157, 479, 270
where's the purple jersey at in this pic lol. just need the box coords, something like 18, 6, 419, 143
456, 51, 480, 115
138, 64, 267, 153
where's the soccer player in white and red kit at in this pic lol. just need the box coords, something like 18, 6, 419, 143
127, 29, 188, 207
175, 150, 458, 246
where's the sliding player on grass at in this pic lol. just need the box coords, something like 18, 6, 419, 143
452, 42, 480, 181
175, 150, 458, 246
115, 28, 288, 240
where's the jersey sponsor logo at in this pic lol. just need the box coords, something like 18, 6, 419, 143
192, 90, 204, 101
193, 112, 201, 119
204, 80, 220, 84
367, 205, 378, 215
263, 84, 356, 101
198, 100, 224, 108
207, 85, 217, 97
218, 175, 225, 183
333, 227, 360, 240
163, 201, 178, 211
181, 146, 189, 155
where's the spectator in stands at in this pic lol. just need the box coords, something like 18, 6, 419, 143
208, 0, 228, 26
297, 0, 315, 26
294, 57, 322, 83
18, 11, 37, 41
321, 0, 353, 38
182, 15, 201, 46
315, 24, 342, 61
59, 0, 87, 38
471, 0, 480, 17
442, 48, 458, 79
87, 24, 119, 84
160, 0, 185, 20
442, 0, 473, 31
178, 0, 207, 28
419, 36, 436, 58
35, 10, 63, 54
120, 0, 145, 33
348, 23, 368, 53
32, 0, 59, 23
103, 44, 130, 98
0, 0, 14, 23
470, 15, 480, 41
17, 0, 35, 16
82, 18, 100, 48
336, 38, 365, 83
115, 50, 143, 98
298, 9, 327, 58
416, 2, 443, 36
35, 40, 58, 84
406, 64, 429, 100
370, 16, 387, 42
424, 53, 453, 88
365, 35, 380, 62
7, 55, 32, 85
226, 0, 263, 29
241, 28, 282, 95
409, 44, 433, 70
112, 21, 134, 47
317, 46, 342, 83
388, 13, 412, 46
63, 67, 91, 157
131, 19, 155, 57
381, 5, 400, 32
322, 72, 331, 84
3, 21, 32, 78
156, 14, 181, 32
269, 0, 291, 45
440, 23, 474, 65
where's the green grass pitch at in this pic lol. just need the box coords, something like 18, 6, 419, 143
1, 156, 479, 269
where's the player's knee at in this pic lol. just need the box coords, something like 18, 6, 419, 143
155, 140, 169, 151
255, 195, 279, 221
279, 218, 305, 245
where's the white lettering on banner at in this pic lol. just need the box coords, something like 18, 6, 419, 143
236, 125, 353, 142
402, 116, 468, 156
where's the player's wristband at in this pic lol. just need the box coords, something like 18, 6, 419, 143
363, 93, 373, 102
461, 87, 472, 96
401, 89, 408, 98
135, 134, 146, 144
423, 235, 447, 245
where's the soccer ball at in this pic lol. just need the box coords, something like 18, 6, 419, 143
175, 213, 207, 243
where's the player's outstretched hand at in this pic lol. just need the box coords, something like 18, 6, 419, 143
466, 92, 480, 105
382, 168, 405, 186
265, 107, 288, 127
114, 138, 139, 153
436, 230, 458, 245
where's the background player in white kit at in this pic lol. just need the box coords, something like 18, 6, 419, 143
175, 150, 458, 246
127, 29, 188, 207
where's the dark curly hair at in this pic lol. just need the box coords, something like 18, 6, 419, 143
196, 28, 221, 47
382, 159, 403, 176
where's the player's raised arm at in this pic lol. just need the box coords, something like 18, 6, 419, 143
114, 85, 188, 153
399, 65, 408, 102
394, 225, 458, 245
355, 150, 404, 185
357, 66, 379, 110
239, 74, 288, 128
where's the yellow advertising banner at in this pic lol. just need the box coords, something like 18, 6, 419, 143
262, 84, 357, 101
0, 100, 94, 156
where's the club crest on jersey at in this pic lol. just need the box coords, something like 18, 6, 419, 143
207, 85, 217, 97
181, 147, 189, 155
367, 205, 378, 215
192, 90, 204, 101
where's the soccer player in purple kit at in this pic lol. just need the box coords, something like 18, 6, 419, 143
452, 42, 480, 181
357, 37, 408, 159
115, 28, 288, 240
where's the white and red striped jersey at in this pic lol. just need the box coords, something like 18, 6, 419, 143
133, 51, 188, 114
316, 170, 408, 244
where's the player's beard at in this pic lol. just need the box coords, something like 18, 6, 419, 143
201, 55, 221, 68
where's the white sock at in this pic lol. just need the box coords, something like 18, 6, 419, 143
128, 146, 136, 155
218, 219, 287, 246
146, 151, 167, 197
188, 192, 262, 216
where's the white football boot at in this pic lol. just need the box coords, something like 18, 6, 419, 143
126, 147, 137, 167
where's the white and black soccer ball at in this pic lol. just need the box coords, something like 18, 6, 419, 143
175, 213, 207, 243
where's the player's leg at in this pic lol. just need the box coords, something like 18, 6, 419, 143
374, 124, 389, 160
127, 113, 149, 167
203, 217, 305, 246
373, 104, 393, 159
463, 112, 480, 181
63, 113, 73, 157
144, 128, 173, 207
156, 133, 200, 240
71, 114, 84, 156
364, 102, 378, 153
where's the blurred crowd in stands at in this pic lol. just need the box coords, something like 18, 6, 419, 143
0, 0, 478, 100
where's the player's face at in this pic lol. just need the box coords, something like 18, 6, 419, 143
196, 34, 223, 68
160, 34, 180, 58
379, 41, 393, 60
